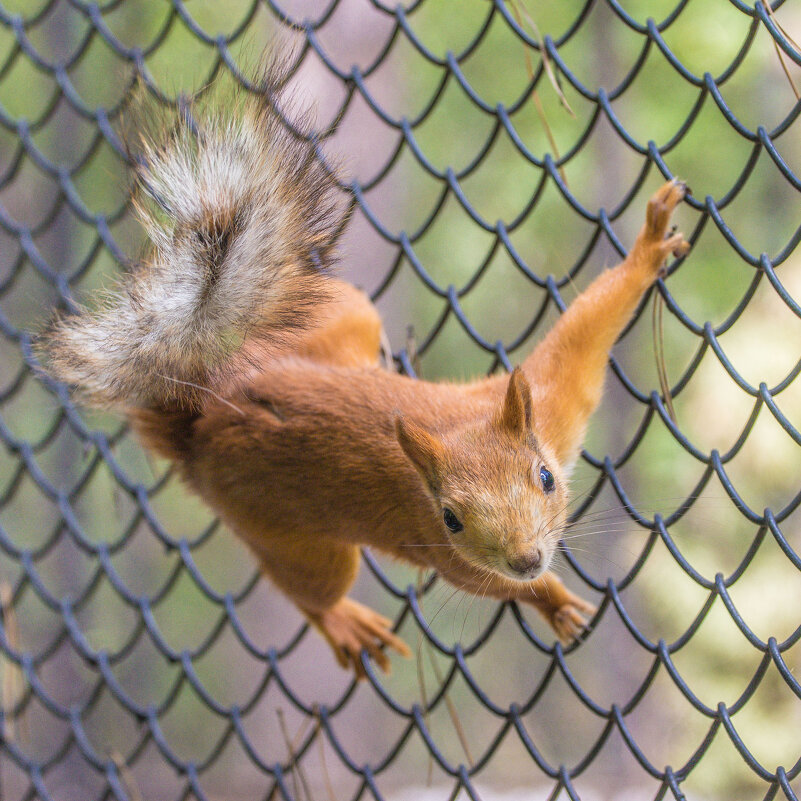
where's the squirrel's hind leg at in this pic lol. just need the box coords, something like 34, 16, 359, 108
249, 531, 410, 678
294, 278, 384, 368
307, 597, 411, 679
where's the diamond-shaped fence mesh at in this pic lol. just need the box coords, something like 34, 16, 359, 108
0, 1, 800, 800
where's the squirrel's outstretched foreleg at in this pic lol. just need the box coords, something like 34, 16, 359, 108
523, 179, 691, 467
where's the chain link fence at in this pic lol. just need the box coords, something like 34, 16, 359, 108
0, 1, 800, 799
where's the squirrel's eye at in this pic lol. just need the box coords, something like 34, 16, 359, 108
540, 467, 555, 493
443, 508, 463, 533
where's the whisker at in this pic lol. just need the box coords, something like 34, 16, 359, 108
467, 574, 495, 640
400, 544, 458, 548
561, 527, 650, 536
557, 543, 634, 568
157, 374, 245, 416
427, 585, 466, 629
459, 572, 491, 642
566, 508, 642, 524
565, 494, 735, 521
558, 529, 647, 548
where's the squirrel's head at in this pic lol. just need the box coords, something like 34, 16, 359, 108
395, 368, 567, 582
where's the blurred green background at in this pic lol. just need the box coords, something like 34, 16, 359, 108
0, 1, 799, 800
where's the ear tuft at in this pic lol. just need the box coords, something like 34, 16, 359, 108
500, 367, 534, 438
395, 414, 444, 493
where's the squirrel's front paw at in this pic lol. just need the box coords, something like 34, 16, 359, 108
309, 597, 411, 680
639, 178, 691, 275
549, 593, 596, 645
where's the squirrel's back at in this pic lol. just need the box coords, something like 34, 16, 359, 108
39, 53, 340, 412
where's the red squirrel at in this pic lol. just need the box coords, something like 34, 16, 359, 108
38, 67, 690, 679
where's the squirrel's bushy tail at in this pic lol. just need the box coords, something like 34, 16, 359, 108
40, 63, 338, 410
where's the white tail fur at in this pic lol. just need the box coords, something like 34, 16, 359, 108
40, 62, 338, 410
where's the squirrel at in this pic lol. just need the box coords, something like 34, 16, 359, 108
37, 62, 691, 679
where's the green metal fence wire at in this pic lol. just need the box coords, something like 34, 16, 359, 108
0, 1, 799, 800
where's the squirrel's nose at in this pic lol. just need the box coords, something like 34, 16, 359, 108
506, 548, 542, 576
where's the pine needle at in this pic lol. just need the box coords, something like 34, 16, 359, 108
427, 642, 475, 768
313, 705, 337, 801
765, 4, 801, 100
111, 751, 143, 801
274, 708, 314, 801
509, 0, 575, 187
0, 583, 25, 746
514, 0, 576, 118
652, 290, 677, 424
406, 325, 421, 376
415, 569, 435, 786
380, 326, 396, 372
414, 570, 475, 769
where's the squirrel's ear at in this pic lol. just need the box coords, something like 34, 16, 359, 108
395, 414, 444, 493
500, 367, 534, 438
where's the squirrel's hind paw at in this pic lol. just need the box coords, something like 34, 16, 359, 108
310, 597, 410, 680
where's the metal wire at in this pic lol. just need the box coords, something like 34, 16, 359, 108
0, 1, 799, 800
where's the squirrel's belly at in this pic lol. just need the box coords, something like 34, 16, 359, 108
187, 393, 437, 550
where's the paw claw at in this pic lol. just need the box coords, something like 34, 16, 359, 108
638, 179, 690, 274
665, 232, 691, 259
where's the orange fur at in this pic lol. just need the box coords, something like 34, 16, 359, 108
124, 181, 690, 677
